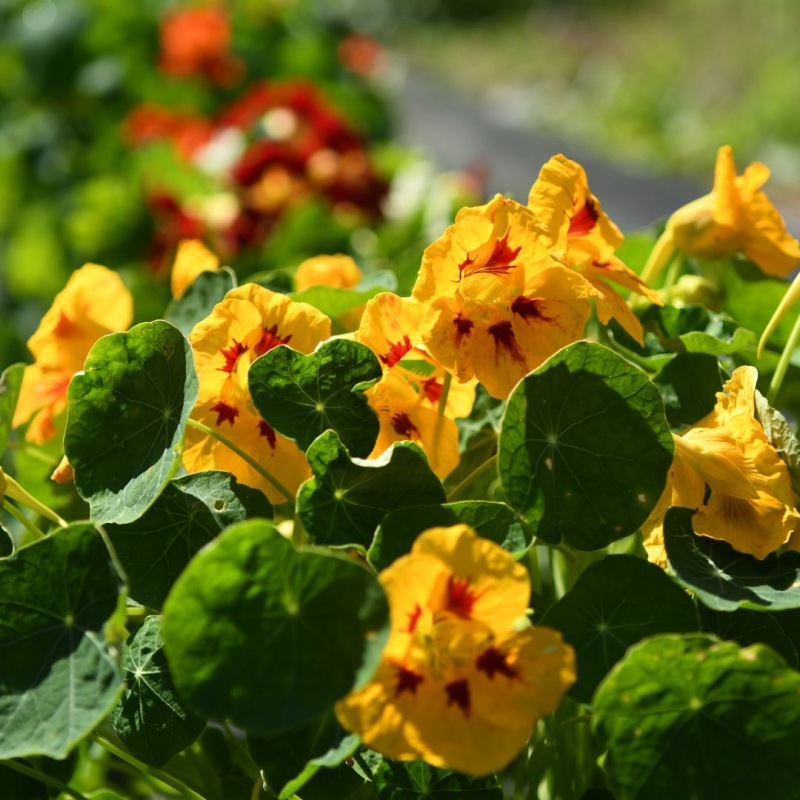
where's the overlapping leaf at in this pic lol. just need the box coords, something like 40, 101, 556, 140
164, 268, 236, 336
297, 431, 446, 548
65, 320, 197, 524
105, 470, 271, 610
541, 555, 698, 703
498, 341, 673, 549
594, 634, 800, 800
249, 339, 381, 457
162, 519, 388, 734
0, 524, 124, 759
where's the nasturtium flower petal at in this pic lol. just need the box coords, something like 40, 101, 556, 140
336, 524, 575, 776
171, 239, 220, 299
294, 253, 362, 291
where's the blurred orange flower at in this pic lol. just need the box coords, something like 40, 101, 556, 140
171, 239, 221, 299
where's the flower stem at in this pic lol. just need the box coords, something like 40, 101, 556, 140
186, 417, 294, 503
2, 500, 47, 542
91, 733, 208, 800
2, 471, 67, 527
447, 454, 497, 502
767, 306, 800, 405
4, 759, 89, 800
432, 371, 453, 453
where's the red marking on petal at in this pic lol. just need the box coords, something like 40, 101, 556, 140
446, 575, 480, 618
453, 314, 474, 343
380, 335, 412, 368
476, 647, 518, 680
52, 311, 77, 338
258, 419, 277, 449
219, 339, 248, 373
445, 679, 470, 716
568, 198, 599, 238
391, 412, 419, 439
456, 232, 521, 283
404, 603, 423, 634
421, 377, 442, 404
395, 666, 425, 697
487, 321, 526, 365
255, 324, 291, 357
511, 296, 546, 320
211, 401, 238, 426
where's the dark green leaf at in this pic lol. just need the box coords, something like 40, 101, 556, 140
111, 615, 205, 767
248, 709, 358, 799
664, 507, 800, 610
498, 341, 673, 549
65, 320, 198, 524
249, 340, 381, 457
369, 501, 530, 571
755, 390, 800, 495
300, 762, 376, 800
297, 431, 446, 548
164, 267, 237, 337
0, 363, 24, 455
541, 555, 698, 703
0, 762, 48, 800
162, 519, 387, 734
697, 605, 798, 668
105, 470, 271, 610
594, 634, 800, 800
0, 524, 124, 759
654, 353, 722, 427
374, 758, 502, 799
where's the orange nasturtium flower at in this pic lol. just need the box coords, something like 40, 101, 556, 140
642, 145, 800, 283
336, 525, 575, 776
642, 366, 800, 566
183, 283, 331, 503
294, 253, 362, 291
356, 292, 475, 478
413, 194, 597, 399
13, 264, 133, 444
171, 239, 220, 299
528, 154, 662, 344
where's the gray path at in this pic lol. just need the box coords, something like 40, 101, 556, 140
393, 66, 706, 232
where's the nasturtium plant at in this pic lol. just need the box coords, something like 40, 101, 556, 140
0, 363, 24, 454
594, 635, 800, 800
249, 339, 382, 457
498, 341, 674, 549
161, 519, 388, 734
0, 524, 125, 760
64, 320, 197, 524
164, 267, 237, 336
297, 430, 446, 548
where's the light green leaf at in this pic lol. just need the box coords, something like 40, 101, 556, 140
0, 363, 24, 455
164, 267, 236, 337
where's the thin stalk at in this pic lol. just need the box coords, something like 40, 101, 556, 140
432, 371, 453, 452
91, 733, 208, 800
3, 500, 46, 541
446, 454, 497, 502
3, 472, 67, 527
186, 417, 293, 503
768, 307, 800, 405
4, 759, 89, 800
661, 253, 683, 302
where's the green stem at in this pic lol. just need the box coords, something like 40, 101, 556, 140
3, 472, 67, 527
661, 253, 683, 302
768, 307, 800, 405
91, 733, 208, 800
186, 417, 294, 503
3, 759, 89, 800
2, 500, 46, 542
432, 371, 453, 453
447, 454, 497, 502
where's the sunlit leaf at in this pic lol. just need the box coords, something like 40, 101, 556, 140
164, 268, 236, 337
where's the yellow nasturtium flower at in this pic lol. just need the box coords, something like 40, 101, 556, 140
336, 525, 575, 776
13, 264, 133, 444
642, 145, 800, 282
171, 239, 220, 299
528, 155, 662, 345
642, 366, 800, 565
183, 283, 331, 503
412, 194, 597, 399
294, 253, 362, 291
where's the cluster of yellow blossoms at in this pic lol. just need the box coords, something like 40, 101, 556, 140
10, 147, 800, 776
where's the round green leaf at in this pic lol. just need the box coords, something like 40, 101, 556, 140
0, 524, 124, 759
664, 506, 800, 610
369, 501, 530, 571
373, 759, 502, 798
290, 284, 387, 320
249, 339, 381, 457
594, 634, 800, 800
498, 341, 673, 549
110, 615, 205, 768
162, 519, 387, 734
654, 352, 722, 428
65, 320, 198, 524
297, 431, 446, 548
541, 555, 698, 703
105, 470, 272, 610
164, 267, 236, 337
